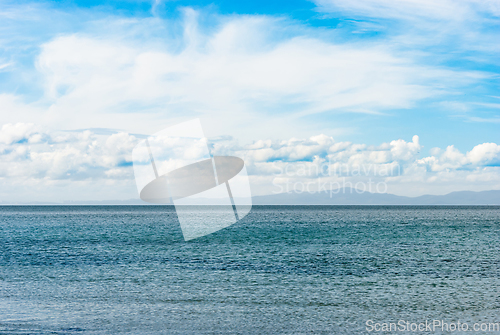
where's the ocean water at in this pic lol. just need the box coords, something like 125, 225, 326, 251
1, 205, 499, 334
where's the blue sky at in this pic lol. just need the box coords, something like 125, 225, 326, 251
0, 0, 499, 201
1, 0, 499, 150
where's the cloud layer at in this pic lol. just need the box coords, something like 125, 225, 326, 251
36, 15, 437, 133
0, 2, 498, 201
1, 6, 492, 142
0, 123, 498, 202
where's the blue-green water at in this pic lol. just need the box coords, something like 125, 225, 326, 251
1, 206, 499, 334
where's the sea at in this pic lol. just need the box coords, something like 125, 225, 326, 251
1, 205, 499, 334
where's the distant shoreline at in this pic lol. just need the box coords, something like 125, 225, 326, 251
1, 189, 499, 206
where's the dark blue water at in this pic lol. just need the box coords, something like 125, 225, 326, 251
1, 206, 499, 334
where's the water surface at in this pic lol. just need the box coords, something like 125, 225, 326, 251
1, 206, 499, 334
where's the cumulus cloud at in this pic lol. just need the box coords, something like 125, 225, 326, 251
225, 133, 420, 168
0, 123, 42, 145
210, 132, 499, 195
0, 124, 138, 182
0, 123, 498, 200
418, 142, 500, 171
467, 143, 500, 165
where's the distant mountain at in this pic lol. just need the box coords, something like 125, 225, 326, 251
1, 189, 499, 205
0, 199, 148, 205
251, 189, 500, 205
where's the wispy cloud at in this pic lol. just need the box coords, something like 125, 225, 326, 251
313, 0, 500, 21
0, 6, 485, 143
312, 0, 500, 56
467, 116, 500, 123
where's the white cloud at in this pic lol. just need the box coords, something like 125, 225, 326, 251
19, 10, 469, 141
466, 142, 500, 165
0, 6, 497, 201
0, 123, 498, 200
417, 142, 500, 172
210, 132, 500, 196
313, 0, 500, 22
312, 0, 500, 61
0, 125, 138, 182
0, 123, 41, 145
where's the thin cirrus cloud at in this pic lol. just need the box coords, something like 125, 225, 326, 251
0, 6, 481, 140
312, 0, 500, 61
313, 0, 500, 20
